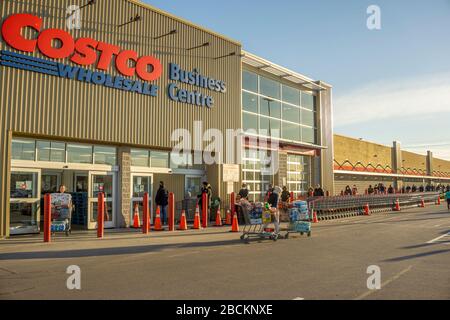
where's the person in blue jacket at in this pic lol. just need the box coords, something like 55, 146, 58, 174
445, 189, 450, 211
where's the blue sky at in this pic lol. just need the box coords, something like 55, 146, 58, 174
144, 0, 450, 160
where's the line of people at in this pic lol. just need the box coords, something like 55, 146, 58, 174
340, 183, 450, 196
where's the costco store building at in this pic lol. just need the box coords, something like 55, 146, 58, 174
0, 0, 333, 237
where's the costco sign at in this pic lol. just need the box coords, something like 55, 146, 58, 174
1, 13, 162, 96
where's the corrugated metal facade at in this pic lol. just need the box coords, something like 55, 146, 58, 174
0, 0, 242, 237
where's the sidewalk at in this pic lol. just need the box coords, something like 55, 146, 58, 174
0, 224, 241, 252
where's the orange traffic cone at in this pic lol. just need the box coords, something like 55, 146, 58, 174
215, 209, 222, 227
154, 206, 163, 231
420, 199, 425, 208
193, 205, 201, 230
178, 210, 188, 231
364, 204, 370, 216
394, 199, 401, 211
312, 211, 319, 223
132, 204, 140, 228
225, 210, 232, 225
437, 197, 441, 205
230, 214, 239, 232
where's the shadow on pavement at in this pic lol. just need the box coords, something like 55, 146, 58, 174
382, 249, 450, 262
1, 230, 233, 246
0, 239, 243, 261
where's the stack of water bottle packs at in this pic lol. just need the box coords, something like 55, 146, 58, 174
286, 201, 312, 236
249, 203, 263, 225
51, 221, 67, 232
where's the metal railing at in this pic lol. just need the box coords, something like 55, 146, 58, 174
308, 192, 441, 221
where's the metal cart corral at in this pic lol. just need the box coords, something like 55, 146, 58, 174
239, 203, 280, 242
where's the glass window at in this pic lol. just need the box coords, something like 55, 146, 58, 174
302, 127, 315, 144
94, 146, 116, 165
301, 109, 315, 127
270, 119, 281, 138
36, 141, 50, 162
259, 97, 281, 118
92, 175, 113, 198
12, 139, 35, 161
282, 123, 300, 141
242, 70, 258, 93
260, 76, 280, 99
259, 117, 270, 136
243, 113, 258, 132
259, 117, 281, 138
302, 92, 315, 110
282, 85, 300, 106
282, 104, 300, 123
287, 154, 311, 198
132, 176, 151, 198
41, 174, 59, 194
37, 141, 65, 162
50, 142, 65, 162
131, 149, 150, 167
171, 152, 190, 169
151, 151, 169, 168
67, 144, 92, 164
242, 91, 258, 113
10, 172, 38, 198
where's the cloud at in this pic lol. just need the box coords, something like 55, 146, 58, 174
333, 71, 450, 127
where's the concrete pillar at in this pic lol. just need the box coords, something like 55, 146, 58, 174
427, 151, 433, 177
392, 141, 402, 190
317, 82, 334, 195
118, 146, 131, 228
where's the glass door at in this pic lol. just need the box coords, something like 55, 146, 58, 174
74, 173, 88, 192
41, 171, 61, 195
185, 176, 202, 199
10, 168, 41, 235
88, 171, 116, 229
130, 174, 153, 226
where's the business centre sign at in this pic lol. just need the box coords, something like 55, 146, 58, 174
0, 13, 226, 106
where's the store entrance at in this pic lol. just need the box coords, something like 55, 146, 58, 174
10, 168, 118, 235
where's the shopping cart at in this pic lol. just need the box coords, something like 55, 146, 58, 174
239, 203, 280, 242
284, 201, 311, 239
50, 193, 72, 237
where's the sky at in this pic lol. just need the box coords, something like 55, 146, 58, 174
144, 0, 450, 160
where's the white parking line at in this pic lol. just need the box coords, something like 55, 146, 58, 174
427, 232, 450, 244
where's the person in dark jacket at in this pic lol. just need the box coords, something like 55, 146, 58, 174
238, 183, 249, 200
280, 186, 291, 203
267, 187, 280, 234
313, 185, 325, 197
388, 185, 395, 194
198, 182, 212, 211
344, 185, 352, 196
155, 181, 169, 225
